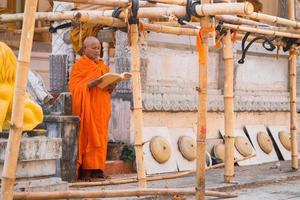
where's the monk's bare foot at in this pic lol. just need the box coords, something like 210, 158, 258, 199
91, 169, 110, 180
79, 169, 92, 182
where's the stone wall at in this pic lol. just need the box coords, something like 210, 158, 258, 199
111, 31, 297, 144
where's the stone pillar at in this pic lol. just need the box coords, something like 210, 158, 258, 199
50, 2, 75, 93
278, 0, 288, 18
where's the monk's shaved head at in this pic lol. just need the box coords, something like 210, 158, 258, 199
83, 36, 100, 49
83, 36, 101, 62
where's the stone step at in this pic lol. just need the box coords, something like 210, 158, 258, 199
13, 177, 68, 192
104, 160, 135, 175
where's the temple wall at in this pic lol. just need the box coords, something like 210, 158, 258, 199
111, 31, 299, 144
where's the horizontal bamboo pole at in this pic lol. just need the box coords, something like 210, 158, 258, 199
13, 188, 237, 199
69, 153, 255, 187
54, 0, 172, 8
222, 23, 300, 39
144, 23, 198, 35
249, 12, 300, 29
148, 0, 187, 6
149, 0, 300, 29
0, 3, 253, 22
216, 15, 264, 26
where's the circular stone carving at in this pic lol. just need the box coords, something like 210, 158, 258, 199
278, 131, 291, 151
234, 136, 253, 157
213, 143, 225, 162
257, 131, 273, 154
178, 136, 196, 161
150, 136, 171, 164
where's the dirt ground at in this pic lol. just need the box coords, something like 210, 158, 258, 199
71, 160, 300, 200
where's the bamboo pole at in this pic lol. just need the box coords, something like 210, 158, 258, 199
54, 0, 172, 8
289, 49, 298, 171
216, 15, 265, 26
144, 23, 198, 36
196, 1, 210, 199
222, 23, 300, 39
69, 153, 256, 187
0, 0, 39, 200
13, 188, 237, 199
288, 0, 298, 171
249, 12, 300, 29
130, 22, 147, 188
0, 2, 254, 22
222, 30, 235, 183
146, 0, 187, 6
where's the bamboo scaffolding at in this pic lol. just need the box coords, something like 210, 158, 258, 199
223, 30, 235, 183
196, 1, 210, 199
69, 154, 256, 187
147, 0, 300, 29
288, 0, 298, 171
0, 2, 254, 22
0, 1, 38, 200
13, 188, 237, 200
130, 22, 147, 188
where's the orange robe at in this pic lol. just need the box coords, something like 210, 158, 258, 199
69, 55, 111, 173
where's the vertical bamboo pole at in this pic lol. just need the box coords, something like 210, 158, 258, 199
0, 0, 39, 200
196, 0, 210, 199
130, 24, 147, 188
288, 0, 298, 171
222, 30, 235, 182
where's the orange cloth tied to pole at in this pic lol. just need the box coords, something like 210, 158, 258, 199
69, 56, 111, 174
196, 28, 214, 64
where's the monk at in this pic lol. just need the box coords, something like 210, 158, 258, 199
69, 36, 114, 181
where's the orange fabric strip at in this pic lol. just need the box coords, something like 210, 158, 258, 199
196, 28, 214, 65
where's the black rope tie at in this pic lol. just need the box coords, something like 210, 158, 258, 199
177, 0, 201, 25
178, 0, 192, 25
49, 22, 72, 33
281, 37, 299, 52
238, 32, 276, 64
112, 7, 123, 19
215, 21, 228, 39
128, 0, 139, 25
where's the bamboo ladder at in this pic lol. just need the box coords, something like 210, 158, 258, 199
0, 0, 39, 200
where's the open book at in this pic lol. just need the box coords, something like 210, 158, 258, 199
97, 72, 132, 89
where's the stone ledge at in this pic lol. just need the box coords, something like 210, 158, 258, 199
141, 92, 295, 112
0, 160, 56, 179
14, 177, 68, 192
0, 136, 62, 162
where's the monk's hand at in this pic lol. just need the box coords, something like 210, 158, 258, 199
107, 83, 116, 93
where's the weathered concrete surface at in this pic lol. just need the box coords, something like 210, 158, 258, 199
0, 160, 56, 178
44, 115, 79, 182
14, 177, 68, 192
0, 136, 62, 161
71, 160, 300, 200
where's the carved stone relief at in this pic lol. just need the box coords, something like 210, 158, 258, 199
113, 30, 294, 112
